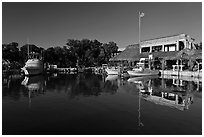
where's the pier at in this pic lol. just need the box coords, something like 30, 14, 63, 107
160, 73, 202, 82
55, 67, 77, 73
160, 70, 202, 78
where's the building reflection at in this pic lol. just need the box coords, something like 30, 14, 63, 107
128, 76, 200, 111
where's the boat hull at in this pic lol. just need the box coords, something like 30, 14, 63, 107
127, 70, 159, 77
105, 68, 119, 75
22, 59, 44, 76
26, 68, 43, 75
105, 75, 118, 81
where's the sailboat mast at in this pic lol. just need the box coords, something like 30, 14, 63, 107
27, 38, 29, 57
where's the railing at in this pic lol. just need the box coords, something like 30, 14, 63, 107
172, 65, 184, 71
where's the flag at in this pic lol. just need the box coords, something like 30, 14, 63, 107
140, 12, 145, 17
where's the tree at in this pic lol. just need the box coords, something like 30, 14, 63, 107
66, 39, 118, 67
44, 47, 56, 65
102, 41, 118, 63
2, 42, 20, 62
3, 39, 119, 69
84, 39, 102, 67
66, 39, 103, 67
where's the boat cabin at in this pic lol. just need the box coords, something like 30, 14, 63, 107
28, 52, 42, 60
136, 58, 149, 68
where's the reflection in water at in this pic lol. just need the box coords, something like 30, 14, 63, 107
68, 74, 104, 97
3, 74, 200, 110
128, 76, 198, 111
45, 74, 120, 99
2, 73, 202, 135
3, 75, 12, 89
138, 91, 144, 128
21, 76, 46, 107
2, 75, 25, 101
105, 75, 118, 81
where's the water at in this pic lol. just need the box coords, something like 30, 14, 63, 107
2, 73, 202, 135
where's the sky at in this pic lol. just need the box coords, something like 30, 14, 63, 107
2, 2, 202, 49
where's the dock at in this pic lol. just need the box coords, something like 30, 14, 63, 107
160, 70, 202, 78
160, 74, 202, 82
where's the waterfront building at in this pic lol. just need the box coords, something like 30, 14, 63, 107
110, 33, 202, 77
140, 33, 195, 53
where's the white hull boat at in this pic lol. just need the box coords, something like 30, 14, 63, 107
105, 68, 119, 75
127, 69, 159, 77
105, 75, 118, 81
21, 52, 44, 76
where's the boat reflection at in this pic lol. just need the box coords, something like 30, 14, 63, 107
3, 75, 12, 89
128, 76, 196, 111
105, 75, 118, 81
21, 75, 46, 107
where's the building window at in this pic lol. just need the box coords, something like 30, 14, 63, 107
169, 46, 176, 51
141, 47, 150, 52
179, 41, 185, 50
164, 44, 176, 52
152, 45, 162, 52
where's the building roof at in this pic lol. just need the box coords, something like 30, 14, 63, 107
164, 49, 202, 60
110, 41, 202, 62
109, 44, 141, 61
141, 33, 186, 42
152, 51, 179, 59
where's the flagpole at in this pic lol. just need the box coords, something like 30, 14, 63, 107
139, 11, 141, 53
138, 12, 141, 127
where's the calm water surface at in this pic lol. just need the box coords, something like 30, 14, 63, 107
2, 73, 202, 135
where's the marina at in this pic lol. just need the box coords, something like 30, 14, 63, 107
2, 2, 202, 135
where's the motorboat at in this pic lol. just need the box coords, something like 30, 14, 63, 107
127, 58, 159, 77
127, 68, 160, 77
21, 52, 44, 76
105, 75, 118, 81
105, 67, 119, 75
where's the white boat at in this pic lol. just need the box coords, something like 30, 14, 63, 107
105, 75, 118, 81
127, 68, 159, 77
105, 67, 119, 75
21, 52, 44, 76
127, 58, 159, 77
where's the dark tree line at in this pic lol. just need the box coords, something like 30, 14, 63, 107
3, 42, 45, 69
2, 39, 119, 69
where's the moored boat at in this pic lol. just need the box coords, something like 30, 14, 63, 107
105, 67, 119, 75
105, 75, 118, 81
127, 57, 160, 77
21, 52, 44, 76
127, 68, 159, 77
